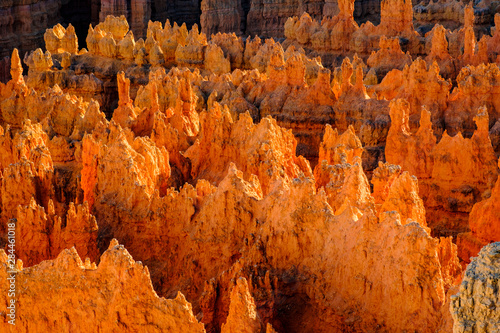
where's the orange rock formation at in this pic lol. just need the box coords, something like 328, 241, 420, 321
0, 240, 205, 332
1, 4, 500, 332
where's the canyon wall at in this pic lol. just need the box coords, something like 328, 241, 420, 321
0, 0, 64, 57
201, 0, 382, 37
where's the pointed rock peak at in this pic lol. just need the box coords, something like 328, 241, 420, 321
27, 196, 37, 209
389, 98, 410, 133
341, 57, 353, 90
269, 44, 285, 68
222, 277, 262, 333
335, 198, 362, 220
339, 156, 374, 208
430, 24, 449, 55
299, 12, 312, 23
318, 124, 363, 166
379, 210, 402, 226
315, 66, 331, 85
174, 290, 192, 308
437, 236, 462, 289
50, 84, 63, 95
354, 65, 366, 92
381, 171, 428, 229
228, 162, 244, 180
10, 48, 24, 84
164, 19, 172, 31
117, 72, 131, 106
99, 239, 141, 273
220, 163, 263, 200
395, 171, 419, 192
473, 106, 489, 134
266, 323, 278, 333
371, 162, 402, 204
108, 238, 119, 250
66, 23, 75, 35
55, 247, 85, 270
323, 124, 339, 144
285, 52, 306, 86
419, 106, 432, 130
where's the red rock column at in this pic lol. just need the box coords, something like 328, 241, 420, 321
130, 0, 151, 39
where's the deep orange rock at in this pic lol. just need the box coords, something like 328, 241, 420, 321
386, 99, 436, 179
367, 36, 412, 76
375, 58, 451, 130
456, 157, 500, 263
15, 198, 98, 267
0, 240, 205, 332
221, 277, 263, 333
184, 102, 312, 194
468, 157, 500, 243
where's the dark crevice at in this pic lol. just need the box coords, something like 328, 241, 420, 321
60, 0, 93, 49
164, 0, 201, 29
151, 0, 157, 22
240, 0, 251, 35
126, 0, 132, 26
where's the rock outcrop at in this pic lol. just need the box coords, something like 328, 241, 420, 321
457, 157, 500, 263
0, 240, 205, 332
201, 0, 384, 38
450, 242, 500, 333
200, 0, 242, 37
386, 99, 498, 237
221, 277, 263, 333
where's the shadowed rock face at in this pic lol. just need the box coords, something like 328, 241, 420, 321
201, 0, 381, 37
0, 0, 64, 58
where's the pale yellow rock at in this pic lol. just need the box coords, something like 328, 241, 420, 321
205, 43, 230, 75
61, 52, 71, 70
118, 31, 136, 61
149, 44, 165, 67
95, 15, 129, 41
450, 242, 500, 333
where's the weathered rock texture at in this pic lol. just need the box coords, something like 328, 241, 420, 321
450, 242, 500, 333
386, 99, 498, 238
0, 56, 10, 84
456, 157, 500, 263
